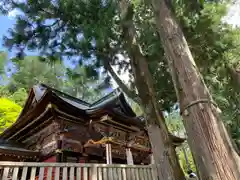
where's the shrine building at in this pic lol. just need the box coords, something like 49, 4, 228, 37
0, 84, 185, 165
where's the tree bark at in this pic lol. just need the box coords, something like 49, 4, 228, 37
119, 1, 185, 179
150, 0, 240, 179
228, 66, 240, 91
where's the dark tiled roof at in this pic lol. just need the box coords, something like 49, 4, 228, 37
0, 138, 34, 152
35, 84, 136, 117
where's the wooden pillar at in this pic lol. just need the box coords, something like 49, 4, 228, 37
106, 143, 112, 164
109, 144, 112, 164
126, 148, 134, 165
150, 153, 155, 164
56, 140, 62, 162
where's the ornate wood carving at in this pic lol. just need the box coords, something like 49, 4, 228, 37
41, 141, 58, 155
20, 116, 150, 162
85, 147, 104, 156
23, 122, 60, 149
111, 144, 126, 159
62, 138, 83, 153
61, 121, 92, 143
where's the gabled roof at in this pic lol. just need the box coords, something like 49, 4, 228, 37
88, 88, 136, 117
15, 84, 136, 123
33, 84, 136, 116
1, 84, 185, 146
38, 84, 91, 109
1, 84, 141, 139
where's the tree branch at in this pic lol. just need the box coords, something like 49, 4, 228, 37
103, 60, 141, 103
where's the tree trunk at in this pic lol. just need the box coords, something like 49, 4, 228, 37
228, 67, 240, 91
150, 0, 240, 179
119, 1, 185, 179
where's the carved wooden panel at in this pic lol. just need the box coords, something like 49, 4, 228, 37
62, 138, 83, 153
134, 136, 145, 146
23, 122, 60, 149
130, 134, 150, 149
111, 144, 126, 159
92, 123, 108, 137
28, 132, 57, 152
85, 147, 104, 156
110, 129, 127, 142
61, 121, 91, 143
41, 140, 58, 155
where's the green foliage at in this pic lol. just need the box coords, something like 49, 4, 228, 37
165, 111, 196, 174
8, 88, 28, 106
63, 66, 104, 103
0, 98, 22, 133
0, 52, 106, 105
177, 145, 196, 174
165, 111, 185, 134
0, 86, 10, 97
0, 51, 8, 82
7, 56, 66, 92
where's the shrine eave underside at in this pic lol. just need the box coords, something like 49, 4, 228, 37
0, 139, 40, 159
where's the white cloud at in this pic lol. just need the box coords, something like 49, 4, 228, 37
7, 9, 22, 19
224, 0, 240, 27
5, 0, 25, 19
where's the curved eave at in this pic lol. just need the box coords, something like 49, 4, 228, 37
170, 134, 186, 145
0, 147, 40, 157
15, 89, 35, 122
118, 93, 136, 117
40, 83, 90, 107
50, 93, 88, 118
1, 90, 88, 139
54, 108, 87, 123
90, 89, 136, 117
8, 109, 53, 141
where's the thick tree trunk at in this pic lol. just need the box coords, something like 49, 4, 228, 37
150, 0, 240, 179
119, 1, 185, 179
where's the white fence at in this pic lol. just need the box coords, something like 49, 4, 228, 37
0, 161, 157, 180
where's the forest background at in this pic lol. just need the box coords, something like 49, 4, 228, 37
0, 0, 240, 176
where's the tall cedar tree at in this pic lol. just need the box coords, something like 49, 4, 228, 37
1, 0, 185, 179
149, 0, 240, 179
119, 0, 185, 179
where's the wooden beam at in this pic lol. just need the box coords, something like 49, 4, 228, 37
9, 106, 52, 140
54, 108, 85, 122
17, 117, 53, 141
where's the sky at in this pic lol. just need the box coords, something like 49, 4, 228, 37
0, 1, 240, 88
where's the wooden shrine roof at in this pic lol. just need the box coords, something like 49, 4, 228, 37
0, 139, 39, 159
0, 84, 185, 146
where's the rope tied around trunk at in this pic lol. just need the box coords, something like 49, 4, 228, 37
180, 99, 221, 116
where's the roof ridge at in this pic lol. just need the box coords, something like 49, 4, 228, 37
90, 88, 121, 107
39, 83, 91, 106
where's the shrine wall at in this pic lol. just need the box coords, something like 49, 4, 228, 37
59, 119, 150, 161
22, 121, 60, 155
